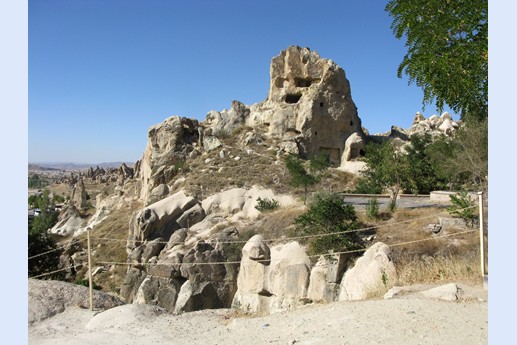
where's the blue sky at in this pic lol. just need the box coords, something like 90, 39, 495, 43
29, 0, 459, 164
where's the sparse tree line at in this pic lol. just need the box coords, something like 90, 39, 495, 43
356, 117, 488, 209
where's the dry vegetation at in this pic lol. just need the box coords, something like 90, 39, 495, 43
365, 207, 482, 285
66, 199, 142, 294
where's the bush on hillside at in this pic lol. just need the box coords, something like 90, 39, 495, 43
255, 197, 280, 212
294, 192, 363, 255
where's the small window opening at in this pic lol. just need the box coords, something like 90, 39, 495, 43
285, 94, 302, 104
295, 78, 312, 87
350, 120, 354, 126
315, 131, 318, 136
320, 102, 324, 108
275, 78, 285, 88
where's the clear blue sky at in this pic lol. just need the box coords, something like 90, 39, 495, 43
29, 0, 458, 164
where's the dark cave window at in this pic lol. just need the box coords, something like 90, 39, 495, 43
285, 94, 302, 104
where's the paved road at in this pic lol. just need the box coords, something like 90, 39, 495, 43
341, 195, 449, 211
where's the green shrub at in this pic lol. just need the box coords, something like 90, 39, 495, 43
255, 197, 280, 212
448, 191, 477, 227
365, 197, 380, 220
75, 278, 102, 290
294, 192, 363, 255
353, 177, 383, 194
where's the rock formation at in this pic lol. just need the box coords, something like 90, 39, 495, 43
406, 111, 460, 138
338, 242, 397, 301
135, 46, 366, 204
121, 187, 293, 314
232, 237, 311, 314
137, 116, 199, 203
70, 179, 89, 209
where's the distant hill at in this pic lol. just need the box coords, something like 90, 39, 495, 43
29, 162, 134, 171
28, 164, 61, 171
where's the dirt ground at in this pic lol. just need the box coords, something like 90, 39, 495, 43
29, 283, 487, 345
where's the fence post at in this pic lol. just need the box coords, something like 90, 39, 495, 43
87, 227, 93, 311
478, 192, 486, 277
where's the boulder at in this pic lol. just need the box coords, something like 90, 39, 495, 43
174, 280, 229, 314
232, 239, 311, 314
133, 275, 184, 310
307, 254, 347, 303
120, 268, 148, 303
127, 190, 201, 247
203, 135, 223, 152
420, 283, 463, 301
148, 184, 169, 205
29, 279, 123, 325
339, 242, 397, 301
438, 118, 455, 136
341, 132, 365, 162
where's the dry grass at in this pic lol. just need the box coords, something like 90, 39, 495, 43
247, 206, 307, 243
70, 199, 142, 294
364, 207, 482, 285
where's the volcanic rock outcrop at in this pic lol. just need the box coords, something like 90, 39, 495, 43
136, 46, 366, 204
246, 46, 365, 166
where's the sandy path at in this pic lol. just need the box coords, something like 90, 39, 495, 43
29, 287, 487, 345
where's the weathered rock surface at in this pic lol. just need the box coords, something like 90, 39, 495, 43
70, 179, 89, 209
127, 190, 202, 247
419, 283, 463, 301
232, 238, 311, 314
339, 242, 397, 301
201, 185, 295, 220
49, 205, 84, 236
137, 116, 199, 203
307, 254, 349, 303
29, 278, 123, 325
245, 46, 365, 166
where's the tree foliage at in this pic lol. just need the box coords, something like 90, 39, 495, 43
405, 133, 447, 194
28, 190, 63, 279
386, 0, 488, 121
284, 154, 329, 204
294, 192, 363, 255
360, 140, 408, 209
426, 118, 488, 191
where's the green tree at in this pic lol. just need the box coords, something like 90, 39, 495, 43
284, 154, 329, 205
29, 190, 63, 279
426, 118, 488, 191
294, 192, 362, 255
360, 140, 408, 210
405, 133, 447, 194
386, 0, 488, 122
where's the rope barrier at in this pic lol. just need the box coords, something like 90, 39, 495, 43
29, 265, 83, 280
27, 205, 478, 261
90, 204, 478, 246
28, 238, 87, 260
94, 229, 477, 268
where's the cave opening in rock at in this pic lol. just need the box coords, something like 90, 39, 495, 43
295, 78, 312, 87
285, 94, 302, 104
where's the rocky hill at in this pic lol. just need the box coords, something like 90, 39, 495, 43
38, 46, 470, 317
